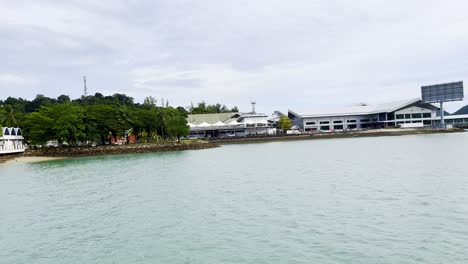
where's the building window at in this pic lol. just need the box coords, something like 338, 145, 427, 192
412, 113, 422, 119
347, 120, 356, 123
396, 114, 404, 119
319, 121, 330, 124
347, 124, 357, 129
305, 121, 316, 125
360, 119, 370, 123
333, 120, 343, 124
397, 121, 404, 125
412, 120, 422, 123
422, 113, 431, 118
333, 125, 343, 130
423, 120, 432, 125
372, 118, 378, 122
320, 126, 330, 130
405, 114, 411, 119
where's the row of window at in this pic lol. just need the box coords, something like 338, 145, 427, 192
318, 124, 357, 131
396, 120, 432, 125
396, 113, 431, 119
306, 118, 378, 126
434, 118, 468, 124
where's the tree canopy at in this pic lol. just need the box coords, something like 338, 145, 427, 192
188, 102, 238, 114
278, 116, 293, 131
0, 93, 238, 146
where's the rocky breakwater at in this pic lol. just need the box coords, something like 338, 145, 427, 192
25, 141, 219, 157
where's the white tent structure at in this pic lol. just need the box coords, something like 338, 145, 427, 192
227, 120, 241, 126
212, 121, 226, 127
186, 110, 275, 139
197, 122, 212, 128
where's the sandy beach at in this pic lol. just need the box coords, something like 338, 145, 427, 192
0, 156, 67, 166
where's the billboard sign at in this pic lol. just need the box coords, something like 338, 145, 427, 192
421, 81, 464, 103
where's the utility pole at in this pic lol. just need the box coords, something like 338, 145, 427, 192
83, 76, 87, 96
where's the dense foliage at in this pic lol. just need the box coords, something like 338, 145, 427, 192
188, 102, 238, 114
278, 116, 293, 131
0, 93, 234, 146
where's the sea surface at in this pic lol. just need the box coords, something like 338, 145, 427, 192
1, 133, 468, 264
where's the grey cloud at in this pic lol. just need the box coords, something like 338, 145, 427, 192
1, 0, 468, 113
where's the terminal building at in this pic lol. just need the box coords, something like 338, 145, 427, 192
288, 98, 440, 132
431, 114, 468, 127
187, 103, 276, 138
187, 112, 276, 138
0, 127, 25, 154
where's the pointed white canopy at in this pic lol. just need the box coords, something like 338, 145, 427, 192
213, 121, 226, 127
198, 122, 212, 127
188, 123, 198, 128
228, 120, 241, 125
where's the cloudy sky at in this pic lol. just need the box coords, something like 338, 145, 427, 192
1, 0, 468, 113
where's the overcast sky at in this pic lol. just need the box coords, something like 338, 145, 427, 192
1, 0, 468, 113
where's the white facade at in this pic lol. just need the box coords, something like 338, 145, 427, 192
431, 114, 468, 127
187, 112, 276, 138
289, 99, 439, 132
0, 127, 25, 154
394, 106, 435, 127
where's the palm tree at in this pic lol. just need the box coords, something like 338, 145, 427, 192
1, 106, 19, 127
117, 105, 134, 143
157, 107, 166, 141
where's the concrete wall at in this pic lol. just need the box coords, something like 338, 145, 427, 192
301, 114, 380, 131
394, 106, 435, 127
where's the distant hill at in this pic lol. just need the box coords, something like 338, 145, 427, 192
453, 105, 468, 115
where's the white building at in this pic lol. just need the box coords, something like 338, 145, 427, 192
0, 127, 25, 154
431, 114, 468, 127
187, 112, 276, 138
288, 98, 439, 132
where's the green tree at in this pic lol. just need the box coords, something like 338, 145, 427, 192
165, 109, 189, 142
278, 116, 292, 131
157, 107, 166, 140
1, 105, 20, 127
143, 96, 157, 107
57, 95, 71, 103
25, 103, 86, 145
84, 104, 124, 144
188, 101, 238, 114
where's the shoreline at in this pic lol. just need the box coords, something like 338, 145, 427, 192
24, 140, 220, 158
211, 128, 466, 145
1, 129, 465, 166
0, 156, 68, 166
0, 141, 219, 166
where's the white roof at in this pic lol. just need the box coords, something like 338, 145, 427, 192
290, 98, 422, 118
197, 122, 212, 127
228, 120, 241, 125
213, 121, 226, 126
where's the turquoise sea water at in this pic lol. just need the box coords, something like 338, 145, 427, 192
1, 133, 468, 263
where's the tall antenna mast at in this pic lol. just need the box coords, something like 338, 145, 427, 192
83, 76, 87, 96
251, 101, 256, 114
